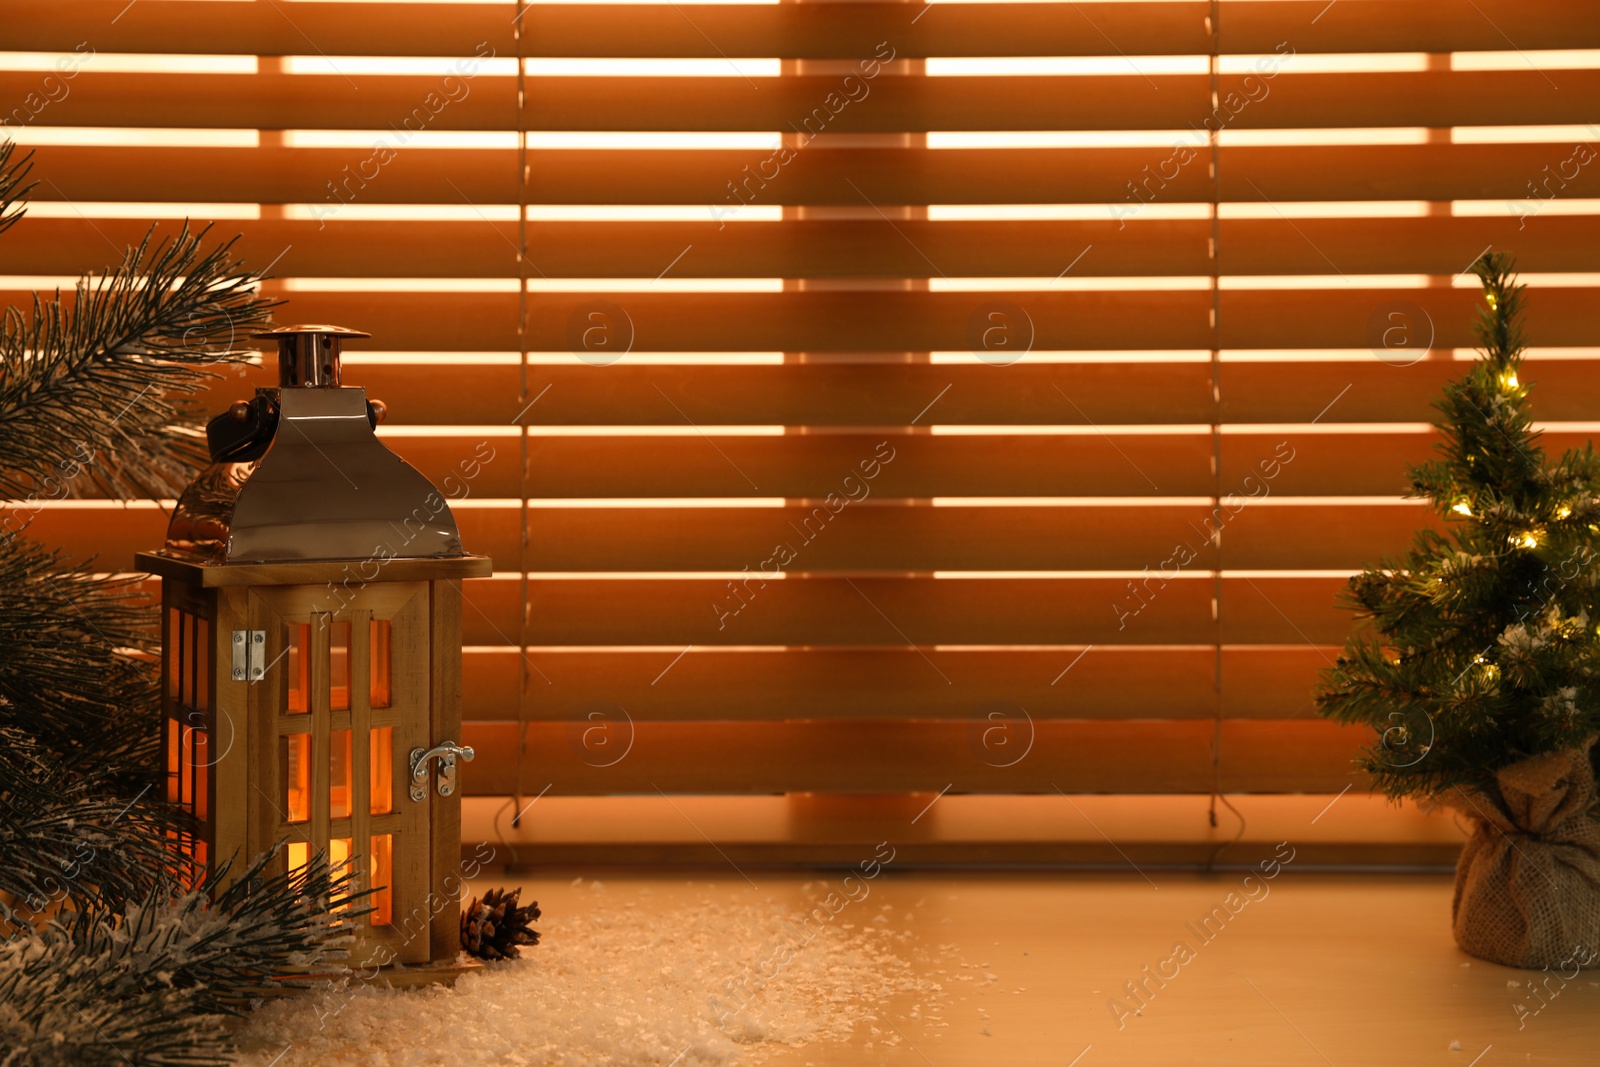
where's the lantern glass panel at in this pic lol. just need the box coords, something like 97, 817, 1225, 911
286, 623, 311, 714
193, 726, 208, 821
370, 619, 392, 708
330, 728, 353, 819
195, 617, 210, 710
329, 838, 355, 911
179, 721, 193, 808
288, 840, 307, 875
370, 726, 393, 814
370, 834, 393, 925
284, 733, 310, 823
165, 714, 180, 803
165, 608, 180, 702
330, 621, 351, 711
179, 613, 194, 709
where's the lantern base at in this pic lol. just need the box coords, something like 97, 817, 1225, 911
356, 956, 485, 990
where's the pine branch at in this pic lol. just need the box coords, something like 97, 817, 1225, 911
0, 726, 186, 925
0, 537, 187, 918
0, 142, 34, 241
0, 217, 278, 503
0, 536, 167, 777
0, 849, 362, 1067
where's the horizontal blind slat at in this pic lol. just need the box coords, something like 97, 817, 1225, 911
15, 289, 1593, 352
10, 1, 1595, 57
34, 431, 1599, 507
20, 144, 1600, 205
458, 720, 1367, 794
183, 361, 1600, 428
468, 432, 1587, 499
93, 288, 1597, 351
10, 215, 1600, 279
456, 575, 1349, 645
12, 70, 1594, 131
460, 646, 1329, 721
25, 499, 1438, 571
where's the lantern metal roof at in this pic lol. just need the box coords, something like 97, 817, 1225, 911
162, 324, 466, 565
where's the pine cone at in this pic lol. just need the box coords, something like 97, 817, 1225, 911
460, 887, 541, 961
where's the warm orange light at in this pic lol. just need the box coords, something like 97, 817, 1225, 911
330, 620, 352, 711
284, 734, 310, 823
286, 624, 311, 715
330, 730, 353, 820
371, 726, 394, 815
370, 619, 393, 708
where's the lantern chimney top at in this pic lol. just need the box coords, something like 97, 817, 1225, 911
253, 324, 371, 389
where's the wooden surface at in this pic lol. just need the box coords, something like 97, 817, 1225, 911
498, 869, 1596, 1066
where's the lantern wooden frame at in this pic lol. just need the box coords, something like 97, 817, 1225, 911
138, 551, 491, 983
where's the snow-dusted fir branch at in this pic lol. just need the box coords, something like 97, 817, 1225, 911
0, 142, 31, 240
0, 727, 185, 922
0, 142, 278, 503
0, 849, 362, 1067
0, 537, 185, 913
0, 538, 168, 770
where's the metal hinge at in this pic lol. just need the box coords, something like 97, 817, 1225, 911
231, 630, 266, 681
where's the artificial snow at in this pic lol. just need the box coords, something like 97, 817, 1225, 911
235, 879, 953, 1066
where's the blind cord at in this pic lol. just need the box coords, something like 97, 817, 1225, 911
512, 0, 533, 828
1204, 0, 1246, 868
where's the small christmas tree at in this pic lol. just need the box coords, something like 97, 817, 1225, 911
1317, 252, 1600, 801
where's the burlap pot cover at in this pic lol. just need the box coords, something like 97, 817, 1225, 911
1446, 741, 1600, 969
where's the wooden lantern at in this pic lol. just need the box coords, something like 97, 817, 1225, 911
136, 324, 491, 984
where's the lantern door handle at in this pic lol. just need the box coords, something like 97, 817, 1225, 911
409, 741, 475, 801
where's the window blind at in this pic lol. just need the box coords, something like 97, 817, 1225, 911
5, 0, 1598, 866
